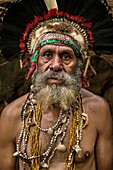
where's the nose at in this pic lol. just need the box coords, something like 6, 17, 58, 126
50, 55, 63, 71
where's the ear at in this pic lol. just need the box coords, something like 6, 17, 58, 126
81, 69, 90, 88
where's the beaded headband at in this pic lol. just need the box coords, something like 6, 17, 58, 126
31, 32, 84, 63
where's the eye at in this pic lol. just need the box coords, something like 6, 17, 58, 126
42, 52, 52, 61
43, 52, 52, 58
61, 53, 72, 64
62, 53, 70, 60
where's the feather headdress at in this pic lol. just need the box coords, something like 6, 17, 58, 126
0, 0, 113, 75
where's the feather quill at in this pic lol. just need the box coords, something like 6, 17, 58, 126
44, 0, 58, 11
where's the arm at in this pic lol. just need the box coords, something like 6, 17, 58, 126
0, 106, 17, 170
95, 98, 113, 170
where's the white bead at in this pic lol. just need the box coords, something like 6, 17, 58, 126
30, 85, 34, 90
32, 99, 37, 104
29, 93, 33, 99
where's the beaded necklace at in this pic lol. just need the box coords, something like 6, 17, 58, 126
13, 90, 88, 170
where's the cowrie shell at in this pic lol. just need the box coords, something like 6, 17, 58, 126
47, 127, 53, 135
13, 151, 20, 157
41, 163, 48, 168
56, 144, 67, 152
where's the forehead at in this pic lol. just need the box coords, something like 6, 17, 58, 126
39, 44, 76, 54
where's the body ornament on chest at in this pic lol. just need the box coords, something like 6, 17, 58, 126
13, 91, 89, 170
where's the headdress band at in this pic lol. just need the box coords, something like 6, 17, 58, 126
31, 32, 84, 63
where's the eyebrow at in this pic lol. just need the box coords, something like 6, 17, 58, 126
40, 45, 75, 54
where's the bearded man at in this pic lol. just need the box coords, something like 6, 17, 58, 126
0, 0, 113, 170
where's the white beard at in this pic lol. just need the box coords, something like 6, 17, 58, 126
31, 62, 82, 110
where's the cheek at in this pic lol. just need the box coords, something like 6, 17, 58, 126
36, 59, 50, 73
64, 59, 77, 74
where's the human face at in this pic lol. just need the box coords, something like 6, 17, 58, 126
37, 44, 78, 84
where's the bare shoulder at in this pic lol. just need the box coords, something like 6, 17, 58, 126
0, 93, 28, 137
1, 93, 28, 120
81, 88, 112, 132
81, 88, 110, 111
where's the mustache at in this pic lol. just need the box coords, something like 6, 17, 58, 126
33, 70, 77, 85
32, 67, 82, 109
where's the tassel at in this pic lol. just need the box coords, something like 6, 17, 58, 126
22, 58, 30, 67
44, 0, 58, 11
26, 62, 36, 79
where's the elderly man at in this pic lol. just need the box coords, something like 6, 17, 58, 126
0, 0, 113, 170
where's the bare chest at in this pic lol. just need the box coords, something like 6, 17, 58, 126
17, 111, 97, 170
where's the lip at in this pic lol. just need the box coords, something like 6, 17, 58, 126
47, 76, 63, 84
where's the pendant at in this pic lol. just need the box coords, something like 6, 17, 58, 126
41, 163, 48, 168
54, 130, 62, 136
81, 113, 89, 128
73, 145, 83, 158
13, 151, 20, 157
61, 115, 67, 123
47, 127, 54, 135
56, 143, 67, 152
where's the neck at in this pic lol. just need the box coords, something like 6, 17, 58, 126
40, 105, 69, 126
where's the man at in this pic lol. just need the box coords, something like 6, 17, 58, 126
0, 0, 113, 170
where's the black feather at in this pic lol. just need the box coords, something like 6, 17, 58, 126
1, 0, 113, 60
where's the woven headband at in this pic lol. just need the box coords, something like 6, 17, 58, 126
31, 32, 84, 62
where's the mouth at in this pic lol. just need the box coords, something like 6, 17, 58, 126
47, 76, 63, 84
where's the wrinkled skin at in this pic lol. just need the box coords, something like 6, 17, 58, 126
0, 45, 113, 170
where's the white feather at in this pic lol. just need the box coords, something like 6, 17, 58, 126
44, 0, 58, 10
